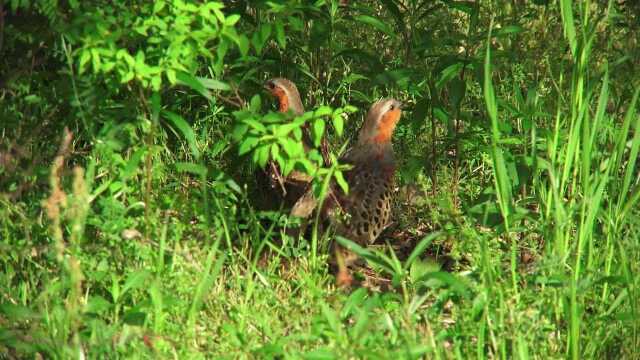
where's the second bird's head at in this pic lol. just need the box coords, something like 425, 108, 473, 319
358, 98, 402, 145
264, 78, 304, 115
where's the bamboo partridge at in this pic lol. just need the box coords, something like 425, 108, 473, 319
265, 78, 331, 165
264, 78, 334, 221
333, 98, 402, 286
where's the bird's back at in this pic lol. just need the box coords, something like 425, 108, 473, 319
335, 143, 396, 244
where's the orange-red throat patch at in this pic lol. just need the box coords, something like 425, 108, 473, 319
271, 87, 289, 112
373, 108, 401, 143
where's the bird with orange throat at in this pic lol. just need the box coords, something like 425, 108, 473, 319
332, 98, 402, 287
263, 78, 319, 212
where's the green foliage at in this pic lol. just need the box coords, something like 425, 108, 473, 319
1, 0, 640, 358
73, 0, 244, 91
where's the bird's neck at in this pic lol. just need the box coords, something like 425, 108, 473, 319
352, 142, 395, 165
288, 96, 304, 115
278, 91, 304, 115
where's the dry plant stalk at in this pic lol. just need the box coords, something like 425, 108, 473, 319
42, 127, 89, 351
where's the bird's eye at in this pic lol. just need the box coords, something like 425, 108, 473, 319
268, 82, 275, 89
389, 104, 395, 111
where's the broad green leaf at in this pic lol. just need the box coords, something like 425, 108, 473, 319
151, 92, 161, 123
176, 71, 212, 101
242, 118, 267, 132
275, 123, 296, 137
314, 106, 333, 117
86, 295, 112, 314
238, 136, 259, 155
313, 118, 325, 147
121, 270, 152, 298
404, 232, 441, 270
236, 35, 249, 56
163, 110, 201, 159
256, 145, 270, 168
153, 0, 166, 13
416, 271, 470, 297
436, 62, 464, 90
197, 77, 231, 91
232, 124, 249, 141
559, 0, 577, 57
280, 138, 299, 157
494, 25, 525, 37
250, 95, 262, 112
123, 148, 146, 179
332, 113, 344, 137
79, 49, 91, 73
225, 14, 240, 26
275, 21, 286, 48
354, 15, 396, 38
334, 170, 349, 194
0, 303, 38, 321
175, 162, 207, 177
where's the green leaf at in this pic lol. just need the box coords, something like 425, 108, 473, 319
270, 144, 280, 163
332, 113, 344, 137
280, 138, 299, 157
380, 0, 404, 28
197, 76, 231, 91
494, 25, 524, 37
79, 49, 91, 74
335, 236, 395, 274
256, 145, 270, 168
176, 71, 212, 101
313, 118, 325, 147
232, 124, 249, 141
404, 232, 441, 270
236, 35, 249, 56
167, 69, 177, 84
436, 62, 464, 90
238, 137, 259, 155
559, 0, 577, 57
275, 21, 286, 48
225, 14, 240, 26
151, 92, 161, 123
153, 0, 166, 13
415, 271, 470, 298
250, 95, 262, 112
334, 170, 349, 194
123, 148, 146, 180
121, 71, 134, 83
242, 118, 267, 132
86, 295, 113, 314
274, 123, 296, 137
163, 110, 201, 159
314, 106, 333, 117
354, 15, 396, 38
121, 270, 152, 298
151, 75, 162, 91
304, 349, 337, 360
0, 303, 39, 321
175, 162, 207, 177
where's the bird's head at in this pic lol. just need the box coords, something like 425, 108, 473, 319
264, 78, 304, 115
357, 98, 402, 145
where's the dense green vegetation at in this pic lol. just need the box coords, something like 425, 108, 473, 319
1, 0, 639, 358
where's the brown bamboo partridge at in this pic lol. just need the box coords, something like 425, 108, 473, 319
333, 98, 402, 286
264, 78, 335, 221
262, 78, 310, 196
